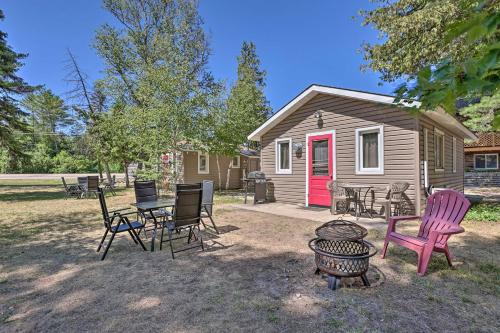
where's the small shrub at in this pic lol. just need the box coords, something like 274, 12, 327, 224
465, 203, 500, 222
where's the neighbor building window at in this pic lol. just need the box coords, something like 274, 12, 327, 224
434, 128, 445, 171
231, 155, 240, 168
276, 138, 292, 174
452, 137, 457, 173
197, 152, 209, 174
474, 154, 498, 170
355, 125, 384, 175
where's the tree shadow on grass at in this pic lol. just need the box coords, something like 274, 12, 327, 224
1, 208, 499, 332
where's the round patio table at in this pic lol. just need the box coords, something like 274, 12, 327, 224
340, 184, 373, 220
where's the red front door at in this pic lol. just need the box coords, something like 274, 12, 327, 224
308, 133, 333, 206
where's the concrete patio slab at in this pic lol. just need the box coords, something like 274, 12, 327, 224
231, 202, 389, 232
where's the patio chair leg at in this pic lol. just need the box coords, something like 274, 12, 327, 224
206, 214, 219, 234
97, 229, 109, 252
127, 230, 138, 244
199, 226, 204, 251
168, 229, 175, 259
101, 228, 118, 260
129, 226, 146, 251
160, 223, 165, 251
444, 246, 453, 267
381, 239, 389, 259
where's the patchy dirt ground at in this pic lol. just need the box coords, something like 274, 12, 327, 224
0, 184, 499, 332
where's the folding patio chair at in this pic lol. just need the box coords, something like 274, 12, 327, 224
96, 187, 146, 260
61, 177, 83, 199
77, 176, 88, 197
160, 183, 204, 259
134, 180, 170, 235
85, 176, 99, 198
201, 180, 219, 234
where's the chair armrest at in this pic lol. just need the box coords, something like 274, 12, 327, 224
389, 215, 420, 223
109, 207, 131, 214
388, 215, 420, 232
431, 226, 464, 237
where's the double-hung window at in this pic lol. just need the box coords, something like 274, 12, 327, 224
474, 154, 498, 170
355, 125, 384, 175
276, 138, 292, 174
434, 128, 445, 171
197, 152, 209, 174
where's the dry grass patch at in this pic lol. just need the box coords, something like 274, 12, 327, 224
0, 182, 499, 332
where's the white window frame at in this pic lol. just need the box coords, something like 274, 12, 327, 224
452, 137, 457, 173
474, 153, 499, 170
275, 138, 292, 174
197, 151, 209, 174
231, 155, 240, 168
423, 128, 429, 161
434, 128, 445, 172
355, 125, 384, 175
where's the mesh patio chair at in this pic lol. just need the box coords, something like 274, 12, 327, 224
376, 182, 410, 221
201, 180, 219, 234
160, 183, 204, 259
134, 180, 170, 235
96, 187, 146, 260
61, 177, 83, 199
78, 176, 88, 198
326, 180, 354, 214
87, 176, 100, 198
102, 175, 117, 196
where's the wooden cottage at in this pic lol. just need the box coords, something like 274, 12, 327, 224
247, 85, 477, 213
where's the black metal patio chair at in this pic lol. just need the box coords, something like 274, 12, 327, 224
96, 187, 146, 260
134, 180, 170, 235
201, 180, 219, 234
102, 175, 117, 196
160, 183, 204, 259
87, 176, 99, 198
77, 176, 88, 197
61, 177, 84, 199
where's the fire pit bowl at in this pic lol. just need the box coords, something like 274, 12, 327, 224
309, 220, 377, 290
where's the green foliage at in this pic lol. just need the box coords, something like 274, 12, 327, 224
459, 93, 500, 133
210, 41, 271, 156
363, 0, 499, 130
465, 203, 500, 222
51, 150, 95, 173
0, 9, 36, 160
360, 0, 477, 82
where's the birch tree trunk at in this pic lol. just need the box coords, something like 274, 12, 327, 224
216, 155, 222, 191
124, 161, 130, 187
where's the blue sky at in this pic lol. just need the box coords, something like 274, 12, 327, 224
2, 0, 397, 112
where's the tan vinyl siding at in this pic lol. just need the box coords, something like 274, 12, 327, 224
418, 115, 465, 208
261, 94, 419, 212
182, 151, 246, 189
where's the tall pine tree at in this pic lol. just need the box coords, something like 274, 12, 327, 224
226, 41, 271, 148
0, 9, 35, 164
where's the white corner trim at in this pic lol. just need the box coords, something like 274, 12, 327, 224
197, 151, 210, 174
355, 125, 384, 175
275, 138, 292, 174
305, 130, 336, 207
452, 136, 457, 173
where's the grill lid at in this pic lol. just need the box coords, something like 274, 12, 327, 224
315, 220, 368, 241
246, 171, 266, 179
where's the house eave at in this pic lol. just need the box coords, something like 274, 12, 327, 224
248, 84, 477, 141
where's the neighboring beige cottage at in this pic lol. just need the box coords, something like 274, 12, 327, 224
248, 84, 477, 213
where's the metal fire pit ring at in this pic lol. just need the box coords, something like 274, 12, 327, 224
308, 238, 377, 289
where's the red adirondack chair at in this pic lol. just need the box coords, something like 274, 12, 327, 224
381, 189, 471, 276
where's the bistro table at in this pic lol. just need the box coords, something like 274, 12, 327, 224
132, 199, 175, 252
340, 184, 373, 220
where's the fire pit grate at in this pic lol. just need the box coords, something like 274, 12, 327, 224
309, 220, 377, 290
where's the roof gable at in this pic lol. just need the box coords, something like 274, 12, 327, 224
248, 84, 477, 141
